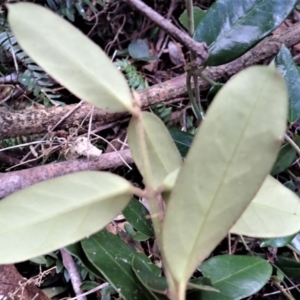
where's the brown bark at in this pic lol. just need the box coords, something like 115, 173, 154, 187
0, 264, 51, 300
0, 149, 133, 199
1, 23, 300, 140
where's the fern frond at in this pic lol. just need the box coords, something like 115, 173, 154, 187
0, 13, 61, 106
115, 59, 148, 90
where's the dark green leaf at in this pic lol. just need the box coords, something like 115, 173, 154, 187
80, 281, 99, 291
275, 45, 300, 123
123, 198, 154, 237
275, 256, 300, 277
187, 277, 218, 300
132, 232, 150, 242
124, 223, 150, 242
187, 278, 219, 292
168, 128, 194, 158
132, 255, 168, 299
65, 243, 104, 279
179, 7, 206, 30
194, 0, 297, 66
284, 180, 295, 192
260, 235, 297, 248
198, 255, 272, 299
271, 143, 296, 175
82, 230, 155, 300
206, 83, 224, 102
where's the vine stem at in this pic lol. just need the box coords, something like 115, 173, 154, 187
185, 0, 205, 121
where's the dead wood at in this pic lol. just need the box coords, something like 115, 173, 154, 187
0, 149, 133, 199
0, 23, 299, 140
0, 264, 51, 300
0, 23, 300, 199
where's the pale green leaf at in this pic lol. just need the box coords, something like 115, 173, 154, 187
230, 176, 300, 237
7, 3, 134, 113
0, 171, 133, 264
128, 112, 182, 189
161, 168, 180, 193
162, 66, 287, 285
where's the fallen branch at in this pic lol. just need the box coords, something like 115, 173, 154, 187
1, 23, 299, 140
124, 0, 209, 61
0, 149, 133, 199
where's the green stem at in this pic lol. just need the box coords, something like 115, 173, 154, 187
239, 235, 255, 256
186, 73, 202, 121
198, 71, 218, 86
185, 0, 205, 121
185, 0, 194, 37
271, 276, 296, 300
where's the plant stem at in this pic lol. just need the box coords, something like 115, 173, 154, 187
186, 73, 202, 120
124, 0, 208, 62
198, 71, 218, 86
185, 0, 205, 121
271, 276, 296, 300
132, 102, 162, 243
285, 133, 300, 156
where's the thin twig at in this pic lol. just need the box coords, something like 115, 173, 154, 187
124, 0, 209, 63
271, 277, 296, 300
285, 133, 300, 156
61, 248, 87, 300
19, 101, 84, 164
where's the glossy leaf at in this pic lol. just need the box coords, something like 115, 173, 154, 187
82, 230, 155, 300
231, 176, 300, 237
128, 112, 182, 189
197, 255, 272, 300
194, 0, 297, 66
271, 142, 296, 175
124, 223, 150, 241
8, 3, 135, 113
260, 235, 296, 248
65, 243, 104, 279
187, 278, 218, 300
179, 7, 206, 30
123, 198, 154, 237
132, 255, 168, 300
0, 171, 133, 264
162, 66, 287, 285
275, 256, 300, 278
169, 129, 194, 158
275, 45, 300, 123
206, 83, 224, 102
